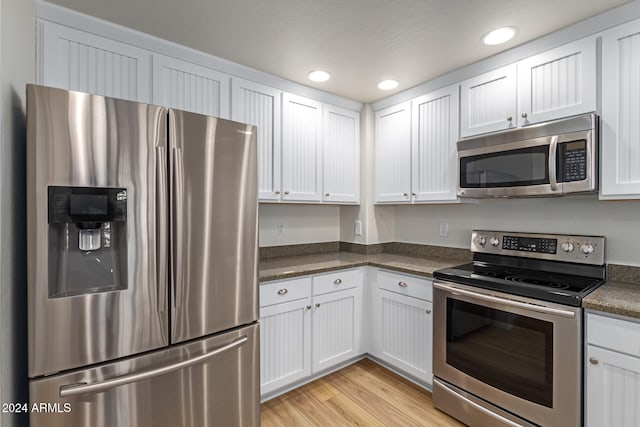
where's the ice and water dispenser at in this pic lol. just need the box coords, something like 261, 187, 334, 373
48, 186, 128, 297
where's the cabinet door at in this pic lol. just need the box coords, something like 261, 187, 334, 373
586, 345, 640, 427
411, 85, 459, 202
312, 288, 362, 373
259, 298, 312, 396
374, 289, 432, 383
518, 36, 596, 126
38, 20, 151, 102
460, 64, 517, 137
601, 19, 640, 199
232, 78, 282, 201
281, 93, 323, 202
374, 102, 412, 203
152, 55, 230, 118
323, 105, 360, 204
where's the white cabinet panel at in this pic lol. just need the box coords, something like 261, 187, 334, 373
152, 55, 230, 118
259, 298, 312, 396
312, 287, 362, 373
601, 19, 640, 199
411, 85, 459, 202
460, 64, 517, 137
374, 102, 412, 203
282, 93, 323, 202
518, 36, 596, 126
232, 78, 282, 201
38, 20, 150, 102
587, 345, 640, 427
323, 105, 360, 203
374, 288, 432, 383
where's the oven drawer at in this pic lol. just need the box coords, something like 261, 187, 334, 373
377, 270, 432, 301
587, 312, 640, 357
260, 277, 311, 307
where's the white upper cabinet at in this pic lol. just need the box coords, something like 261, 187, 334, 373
518, 36, 597, 126
460, 64, 517, 137
374, 102, 412, 203
282, 93, 323, 202
231, 78, 282, 201
411, 85, 459, 202
601, 19, 640, 199
323, 105, 360, 204
152, 55, 230, 118
38, 21, 151, 102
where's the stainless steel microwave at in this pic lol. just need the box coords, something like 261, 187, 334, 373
457, 113, 598, 198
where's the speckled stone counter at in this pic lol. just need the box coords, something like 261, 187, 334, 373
583, 281, 640, 320
259, 251, 466, 282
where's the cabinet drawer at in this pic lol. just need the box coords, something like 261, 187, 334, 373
376, 270, 432, 301
260, 277, 311, 307
313, 269, 362, 296
587, 312, 640, 357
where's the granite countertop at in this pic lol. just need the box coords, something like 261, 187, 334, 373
583, 281, 640, 320
259, 251, 464, 282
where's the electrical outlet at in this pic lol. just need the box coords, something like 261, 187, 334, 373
439, 223, 449, 237
277, 224, 285, 236
354, 220, 362, 236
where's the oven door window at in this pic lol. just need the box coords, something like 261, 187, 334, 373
460, 145, 550, 188
446, 298, 553, 408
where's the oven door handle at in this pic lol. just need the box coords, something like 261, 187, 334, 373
434, 282, 576, 318
549, 135, 559, 191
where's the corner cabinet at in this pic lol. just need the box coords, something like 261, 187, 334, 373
586, 312, 640, 427
374, 102, 413, 203
372, 269, 433, 384
37, 20, 151, 102
231, 78, 282, 201
601, 19, 640, 199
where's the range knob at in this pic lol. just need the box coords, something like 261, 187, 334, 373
478, 236, 487, 246
489, 237, 500, 247
561, 242, 575, 253
580, 243, 595, 255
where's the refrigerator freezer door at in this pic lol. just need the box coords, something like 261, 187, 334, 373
169, 110, 258, 343
30, 323, 259, 427
26, 85, 169, 377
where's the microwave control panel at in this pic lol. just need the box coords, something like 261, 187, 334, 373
561, 140, 587, 182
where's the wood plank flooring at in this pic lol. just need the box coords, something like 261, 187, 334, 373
261, 358, 465, 426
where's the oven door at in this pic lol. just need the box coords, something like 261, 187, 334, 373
433, 280, 582, 427
458, 135, 560, 197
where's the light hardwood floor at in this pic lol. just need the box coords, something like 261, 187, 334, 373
261, 358, 465, 426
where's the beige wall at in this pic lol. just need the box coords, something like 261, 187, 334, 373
259, 204, 341, 246
0, 0, 35, 425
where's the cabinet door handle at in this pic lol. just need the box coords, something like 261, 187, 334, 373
398, 281, 408, 288
316, 303, 321, 308
284, 190, 290, 195
403, 193, 409, 197
507, 116, 513, 122
521, 112, 528, 119
325, 193, 330, 197
589, 357, 599, 365
426, 309, 432, 314
306, 305, 312, 310
334, 278, 342, 285
275, 190, 281, 195
411, 193, 417, 197
277, 288, 288, 295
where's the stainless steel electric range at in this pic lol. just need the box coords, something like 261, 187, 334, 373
432, 230, 606, 427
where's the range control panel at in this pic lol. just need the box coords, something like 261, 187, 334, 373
471, 230, 605, 265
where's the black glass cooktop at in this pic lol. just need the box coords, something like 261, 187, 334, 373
433, 262, 605, 307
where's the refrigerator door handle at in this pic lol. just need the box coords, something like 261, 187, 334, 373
156, 145, 168, 312
171, 146, 184, 309
59, 335, 248, 398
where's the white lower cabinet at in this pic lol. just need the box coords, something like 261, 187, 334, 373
373, 270, 433, 384
586, 312, 640, 427
259, 269, 363, 397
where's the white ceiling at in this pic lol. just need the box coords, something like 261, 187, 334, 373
46, 0, 631, 103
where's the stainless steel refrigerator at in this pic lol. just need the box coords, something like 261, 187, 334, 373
26, 84, 259, 427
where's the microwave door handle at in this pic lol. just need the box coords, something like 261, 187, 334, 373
59, 336, 248, 397
549, 135, 559, 191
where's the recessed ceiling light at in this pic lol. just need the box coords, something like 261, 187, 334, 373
482, 27, 517, 45
308, 70, 331, 82
378, 80, 399, 90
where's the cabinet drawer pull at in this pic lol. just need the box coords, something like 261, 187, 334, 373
334, 278, 342, 285
316, 303, 321, 308
589, 357, 599, 365
398, 281, 408, 288
277, 288, 288, 295
426, 309, 432, 314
